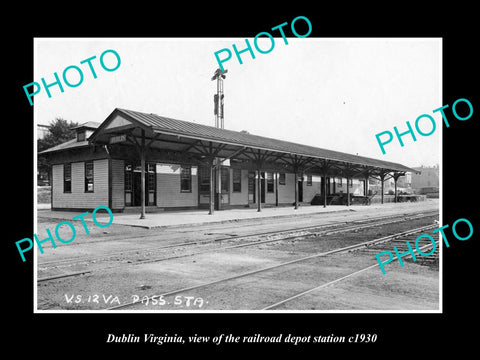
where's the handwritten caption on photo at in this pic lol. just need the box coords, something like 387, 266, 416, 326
64, 294, 207, 308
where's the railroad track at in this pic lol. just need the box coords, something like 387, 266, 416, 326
105, 223, 439, 311
263, 234, 439, 310
37, 210, 436, 269
37, 211, 437, 283
351, 230, 440, 266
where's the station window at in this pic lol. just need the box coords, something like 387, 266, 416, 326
267, 172, 274, 193
232, 169, 241, 192
85, 161, 94, 192
147, 164, 156, 205
306, 174, 312, 186
147, 164, 156, 191
180, 166, 192, 192
199, 167, 210, 193
279, 173, 286, 185
77, 131, 86, 142
63, 163, 71, 193
338, 178, 343, 186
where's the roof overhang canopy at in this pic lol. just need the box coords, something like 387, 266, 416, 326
88, 108, 419, 177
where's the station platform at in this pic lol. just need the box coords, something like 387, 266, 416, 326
37, 199, 439, 229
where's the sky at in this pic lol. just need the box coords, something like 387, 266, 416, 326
34, 37, 441, 168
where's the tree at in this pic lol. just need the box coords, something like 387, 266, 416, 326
38, 118, 79, 152
38, 118, 79, 184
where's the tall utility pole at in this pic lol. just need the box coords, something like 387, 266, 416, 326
211, 68, 228, 211
211, 68, 227, 129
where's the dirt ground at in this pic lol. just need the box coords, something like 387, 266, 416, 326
270, 256, 439, 311
36, 207, 440, 312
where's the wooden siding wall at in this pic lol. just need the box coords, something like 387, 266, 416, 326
277, 173, 296, 204
264, 173, 276, 204
111, 159, 125, 209
335, 178, 363, 195
302, 174, 322, 202
156, 164, 198, 208
229, 169, 249, 205
50, 158, 367, 211
52, 159, 109, 209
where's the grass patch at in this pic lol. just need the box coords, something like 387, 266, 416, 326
37, 186, 51, 204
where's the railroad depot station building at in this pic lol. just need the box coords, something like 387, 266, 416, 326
40, 108, 418, 216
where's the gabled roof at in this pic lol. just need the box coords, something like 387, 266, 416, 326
39, 121, 100, 155
42, 108, 418, 174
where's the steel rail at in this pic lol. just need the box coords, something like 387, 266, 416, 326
262, 240, 439, 310
38, 211, 437, 269
37, 214, 437, 284
105, 224, 436, 310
